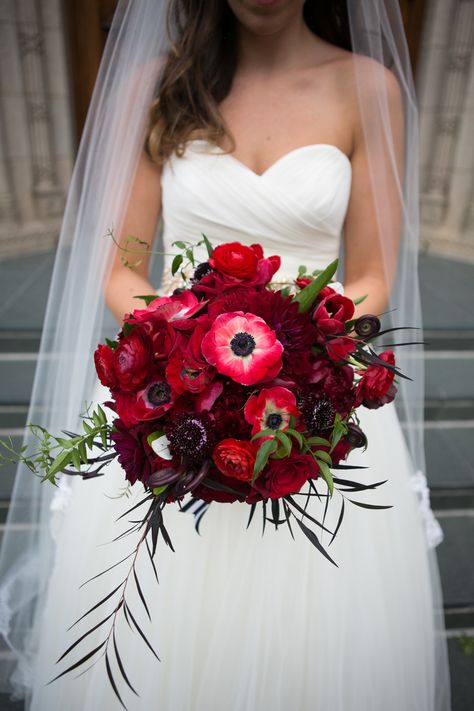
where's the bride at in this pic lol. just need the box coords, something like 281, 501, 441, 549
0, 1, 451, 710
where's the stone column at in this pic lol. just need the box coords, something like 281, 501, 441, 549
0, 0, 74, 259
417, 0, 474, 262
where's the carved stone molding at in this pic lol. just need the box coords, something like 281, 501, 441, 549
417, 0, 474, 262
0, 0, 73, 259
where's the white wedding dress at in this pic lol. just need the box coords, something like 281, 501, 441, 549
29, 141, 448, 710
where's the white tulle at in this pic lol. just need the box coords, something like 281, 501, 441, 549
28, 145, 450, 710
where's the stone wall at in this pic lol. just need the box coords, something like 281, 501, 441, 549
0, 0, 73, 260
0, 1, 472, 262
417, 0, 474, 262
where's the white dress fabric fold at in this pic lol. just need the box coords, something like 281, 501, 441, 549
29, 142, 446, 711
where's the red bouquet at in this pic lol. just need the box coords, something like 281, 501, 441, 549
1, 236, 407, 702
90, 236, 398, 560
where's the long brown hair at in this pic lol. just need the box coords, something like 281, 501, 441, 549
146, 0, 351, 165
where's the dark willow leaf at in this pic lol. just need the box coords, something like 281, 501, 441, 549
124, 602, 161, 661
282, 501, 295, 540
70, 580, 125, 628
246, 503, 257, 530
328, 498, 345, 547
133, 568, 151, 621
79, 552, 134, 589
348, 499, 393, 510
145, 537, 159, 585
194, 507, 209, 536
105, 649, 128, 710
159, 521, 175, 552
271, 498, 280, 528
293, 515, 338, 567
57, 609, 115, 663
331, 463, 367, 470
285, 495, 333, 535
262, 500, 267, 536
334, 477, 387, 492
115, 493, 154, 522
113, 627, 139, 697
47, 640, 107, 684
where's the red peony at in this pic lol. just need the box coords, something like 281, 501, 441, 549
94, 344, 117, 389
244, 386, 299, 437
113, 328, 153, 392
213, 439, 257, 481
254, 454, 319, 499
201, 311, 283, 386
355, 350, 397, 409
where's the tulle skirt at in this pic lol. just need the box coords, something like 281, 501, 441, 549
28, 380, 449, 711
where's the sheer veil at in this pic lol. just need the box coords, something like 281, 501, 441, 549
0, 0, 450, 707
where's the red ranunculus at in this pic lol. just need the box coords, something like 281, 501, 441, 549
355, 350, 397, 409
213, 439, 257, 481
209, 242, 259, 279
207, 242, 281, 287
254, 454, 319, 499
113, 328, 153, 392
94, 344, 117, 388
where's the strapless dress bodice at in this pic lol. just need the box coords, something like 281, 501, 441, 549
161, 139, 352, 278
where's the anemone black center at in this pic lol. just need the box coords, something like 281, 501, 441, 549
147, 382, 171, 406
230, 332, 256, 357
266, 413, 283, 429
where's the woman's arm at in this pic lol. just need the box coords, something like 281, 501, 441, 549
342, 64, 405, 320
104, 149, 162, 325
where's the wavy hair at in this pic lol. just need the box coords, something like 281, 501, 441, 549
146, 0, 351, 165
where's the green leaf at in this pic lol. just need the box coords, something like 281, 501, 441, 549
306, 436, 331, 447
252, 439, 278, 484
315, 449, 332, 465
122, 321, 136, 336
251, 429, 275, 441
185, 248, 195, 266
78, 441, 87, 464
286, 428, 304, 448
105, 337, 119, 350
132, 294, 157, 306
276, 430, 292, 457
318, 459, 334, 496
298, 264, 307, 276
47, 449, 73, 479
171, 254, 183, 276
201, 234, 213, 257
71, 448, 81, 472
97, 405, 107, 425
353, 294, 368, 305
172, 240, 187, 249
294, 258, 339, 313
153, 485, 168, 496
